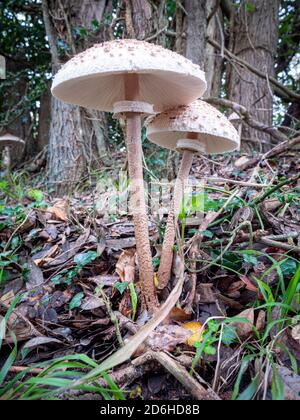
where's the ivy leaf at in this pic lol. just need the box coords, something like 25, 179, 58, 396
74, 251, 98, 267
69, 292, 84, 310
114, 281, 129, 295
245, 3, 256, 13
242, 253, 258, 265
281, 259, 297, 276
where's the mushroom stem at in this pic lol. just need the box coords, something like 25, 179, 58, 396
158, 149, 194, 289
3, 147, 11, 174
126, 113, 158, 312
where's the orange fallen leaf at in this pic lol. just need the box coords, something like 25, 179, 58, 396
183, 321, 204, 347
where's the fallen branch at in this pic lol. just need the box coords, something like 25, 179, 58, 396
150, 351, 221, 400
206, 97, 287, 143
251, 172, 300, 206
207, 38, 300, 102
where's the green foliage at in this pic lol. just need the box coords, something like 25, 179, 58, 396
69, 291, 85, 310
52, 251, 99, 286
0, 1, 50, 133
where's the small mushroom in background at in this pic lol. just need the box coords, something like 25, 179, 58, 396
228, 112, 243, 140
0, 133, 25, 175
51, 39, 206, 313
146, 100, 240, 290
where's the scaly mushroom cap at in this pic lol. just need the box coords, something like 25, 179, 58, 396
0, 133, 25, 148
51, 39, 206, 112
146, 100, 240, 154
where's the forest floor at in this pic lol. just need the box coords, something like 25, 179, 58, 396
0, 139, 300, 400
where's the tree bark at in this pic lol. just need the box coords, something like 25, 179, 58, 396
42, 0, 111, 195
184, 0, 206, 70
205, 1, 224, 97
227, 0, 280, 144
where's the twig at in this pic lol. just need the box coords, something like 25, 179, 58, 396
150, 351, 221, 400
207, 38, 300, 102
99, 289, 124, 347
207, 177, 269, 188
196, 221, 253, 273
251, 173, 300, 206
258, 237, 300, 254
206, 97, 287, 143
8, 366, 43, 375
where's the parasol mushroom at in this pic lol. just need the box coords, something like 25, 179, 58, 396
228, 112, 243, 140
146, 100, 240, 290
51, 39, 206, 312
0, 133, 25, 175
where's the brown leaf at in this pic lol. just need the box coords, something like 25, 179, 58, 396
168, 307, 192, 322
116, 249, 135, 283
256, 310, 265, 332
198, 283, 217, 303
146, 325, 191, 352
270, 365, 300, 400
232, 308, 254, 339
240, 275, 259, 293
49, 199, 69, 222
26, 259, 45, 290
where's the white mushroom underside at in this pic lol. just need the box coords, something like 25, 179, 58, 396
51, 40, 206, 112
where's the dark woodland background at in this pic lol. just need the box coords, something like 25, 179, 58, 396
0, 0, 300, 401
1, 0, 299, 194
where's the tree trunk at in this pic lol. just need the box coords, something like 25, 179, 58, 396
37, 85, 51, 152
183, 0, 223, 98
42, 0, 111, 195
184, 0, 206, 70
227, 0, 279, 145
205, 1, 224, 97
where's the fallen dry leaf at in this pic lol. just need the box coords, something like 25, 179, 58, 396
48, 199, 69, 222
232, 308, 254, 339
183, 321, 204, 347
146, 325, 191, 352
116, 249, 135, 283
270, 365, 300, 400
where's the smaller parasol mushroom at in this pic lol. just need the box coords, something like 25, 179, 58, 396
0, 133, 25, 175
146, 100, 240, 290
228, 112, 243, 140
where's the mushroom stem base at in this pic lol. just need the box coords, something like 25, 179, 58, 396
158, 149, 194, 290
126, 114, 158, 312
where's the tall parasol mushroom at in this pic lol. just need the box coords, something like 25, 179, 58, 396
51, 39, 206, 312
0, 133, 25, 175
146, 100, 240, 290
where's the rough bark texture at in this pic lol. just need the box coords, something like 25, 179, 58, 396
158, 150, 194, 289
37, 86, 51, 152
227, 0, 280, 144
184, 0, 206, 69
126, 114, 158, 312
48, 98, 84, 195
125, 0, 152, 39
43, 0, 111, 195
205, 1, 223, 97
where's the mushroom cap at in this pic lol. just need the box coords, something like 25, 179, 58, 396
0, 133, 25, 148
146, 100, 240, 154
228, 112, 242, 123
51, 39, 206, 113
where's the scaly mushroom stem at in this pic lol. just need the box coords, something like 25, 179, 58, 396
158, 149, 194, 289
126, 113, 158, 312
